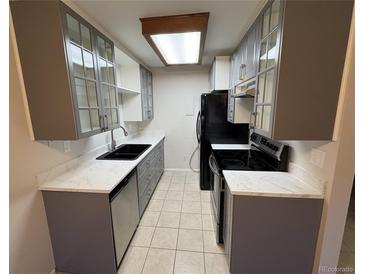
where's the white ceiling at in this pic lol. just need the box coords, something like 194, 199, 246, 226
73, 0, 266, 68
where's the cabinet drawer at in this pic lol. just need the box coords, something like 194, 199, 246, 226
139, 191, 150, 216
138, 170, 154, 197
138, 154, 153, 177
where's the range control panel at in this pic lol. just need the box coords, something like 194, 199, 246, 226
250, 132, 286, 159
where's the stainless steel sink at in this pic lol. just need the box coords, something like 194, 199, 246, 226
97, 144, 151, 160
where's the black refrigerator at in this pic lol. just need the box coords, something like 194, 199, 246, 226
197, 91, 249, 190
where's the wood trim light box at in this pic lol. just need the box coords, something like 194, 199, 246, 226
140, 13, 209, 66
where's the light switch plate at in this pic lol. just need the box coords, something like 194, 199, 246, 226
310, 148, 326, 168
63, 141, 71, 153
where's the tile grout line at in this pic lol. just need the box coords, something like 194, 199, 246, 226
138, 245, 150, 274
172, 201, 182, 274
125, 173, 203, 274
140, 176, 166, 274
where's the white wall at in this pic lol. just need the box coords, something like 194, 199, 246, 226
140, 69, 209, 170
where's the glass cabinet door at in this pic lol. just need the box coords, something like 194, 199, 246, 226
65, 13, 102, 135
227, 89, 235, 122
140, 65, 152, 120
229, 52, 235, 89
253, 0, 281, 137
96, 35, 119, 129
147, 71, 153, 119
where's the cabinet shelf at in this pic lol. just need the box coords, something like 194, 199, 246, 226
234, 76, 256, 87
117, 86, 140, 94
231, 93, 255, 99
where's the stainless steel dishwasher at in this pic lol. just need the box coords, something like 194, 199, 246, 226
110, 169, 139, 267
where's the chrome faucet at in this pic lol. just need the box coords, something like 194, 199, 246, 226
111, 126, 128, 151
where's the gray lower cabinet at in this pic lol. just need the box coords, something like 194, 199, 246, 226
41, 141, 164, 274
42, 170, 139, 274
10, 1, 119, 140
137, 140, 164, 215
223, 186, 323, 274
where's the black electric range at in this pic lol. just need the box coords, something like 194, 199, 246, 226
209, 133, 289, 243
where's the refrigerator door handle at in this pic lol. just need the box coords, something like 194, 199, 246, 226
196, 111, 201, 143
209, 154, 221, 176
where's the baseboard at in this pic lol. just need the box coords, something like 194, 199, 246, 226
164, 168, 200, 172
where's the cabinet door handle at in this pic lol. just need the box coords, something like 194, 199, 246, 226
240, 64, 246, 80
100, 114, 105, 131
249, 112, 256, 129
104, 114, 109, 130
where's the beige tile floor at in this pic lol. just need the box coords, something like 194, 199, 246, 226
118, 171, 230, 274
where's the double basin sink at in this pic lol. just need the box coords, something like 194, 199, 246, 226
97, 144, 151, 160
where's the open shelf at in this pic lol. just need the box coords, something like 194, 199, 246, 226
231, 92, 255, 99
117, 86, 140, 94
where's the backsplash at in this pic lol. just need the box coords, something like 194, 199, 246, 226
288, 162, 326, 194
286, 140, 340, 196
36, 122, 140, 186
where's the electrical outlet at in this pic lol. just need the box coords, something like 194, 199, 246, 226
310, 148, 326, 168
63, 141, 71, 153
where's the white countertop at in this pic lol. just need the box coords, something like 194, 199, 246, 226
223, 170, 324, 199
39, 132, 165, 194
211, 144, 251, 150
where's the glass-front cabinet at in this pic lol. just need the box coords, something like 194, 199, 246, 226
64, 8, 119, 137
147, 70, 154, 119
11, 1, 155, 140
140, 65, 153, 120
96, 34, 119, 130
253, 0, 282, 137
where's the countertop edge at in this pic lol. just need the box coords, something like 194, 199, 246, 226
38, 134, 165, 194
223, 170, 324, 199
229, 190, 324, 199
211, 143, 251, 150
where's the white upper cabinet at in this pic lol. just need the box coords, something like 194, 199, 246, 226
121, 65, 153, 122
114, 47, 141, 94
209, 56, 231, 91
113, 47, 153, 122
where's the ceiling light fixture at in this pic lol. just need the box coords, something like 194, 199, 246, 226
140, 13, 209, 66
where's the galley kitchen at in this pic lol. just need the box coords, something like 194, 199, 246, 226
9, 1, 355, 274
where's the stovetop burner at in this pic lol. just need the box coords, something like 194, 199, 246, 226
216, 151, 241, 158
221, 159, 247, 169
212, 148, 281, 171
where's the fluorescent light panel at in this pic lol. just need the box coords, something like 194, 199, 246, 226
151, 32, 201, 65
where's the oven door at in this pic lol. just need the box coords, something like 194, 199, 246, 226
208, 153, 223, 243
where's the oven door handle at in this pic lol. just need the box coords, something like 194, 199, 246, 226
209, 154, 221, 176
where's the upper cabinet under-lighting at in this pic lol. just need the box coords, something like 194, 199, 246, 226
140, 13, 209, 66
